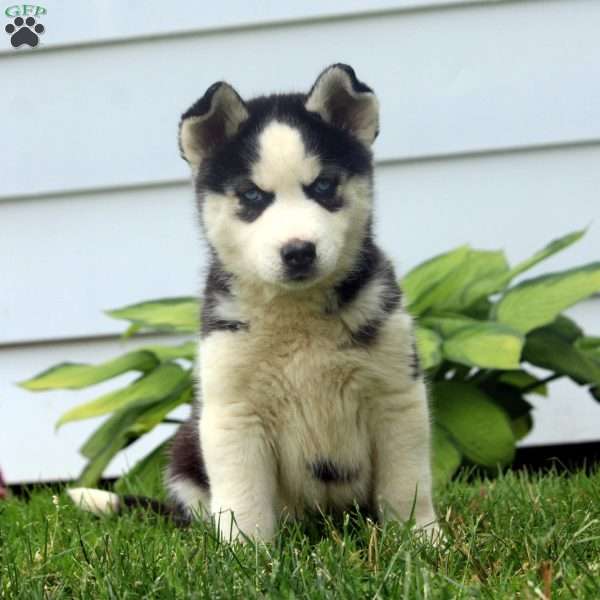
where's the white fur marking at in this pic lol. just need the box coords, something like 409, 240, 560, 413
167, 477, 210, 518
213, 294, 243, 323
339, 276, 388, 332
67, 488, 120, 515
252, 122, 319, 191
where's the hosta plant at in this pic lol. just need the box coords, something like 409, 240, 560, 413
22, 230, 600, 491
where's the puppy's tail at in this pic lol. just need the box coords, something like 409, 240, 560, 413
67, 487, 190, 527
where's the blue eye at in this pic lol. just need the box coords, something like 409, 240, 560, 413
242, 187, 263, 203
312, 177, 337, 196
314, 178, 334, 194
303, 175, 343, 211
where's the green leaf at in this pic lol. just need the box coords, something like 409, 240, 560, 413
458, 230, 587, 309
128, 386, 193, 436
523, 327, 600, 386
139, 341, 197, 362
433, 382, 515, 468
77, 385, 188, 487
56, 363, 189, 428
507, 229, 587, 280
20, 351, 158, 391
495, 263, 600, 333
432, 424, 462, 488
421, 314, 478, 338
76, 403, 154, 486
107, 297, 200, 334
77, 433, 131, 487
79, 407, 140, 461
114, 440, 171, 497
551, 314, 584, 343
576, 336, 600, 358
442, 323, 524, 370
464, 297, 493, 320
435, 250, 510, 312
78, 375, 190, 461
414, 327, 442, 370
404, 234, 581, 315
403, 246, 470, 314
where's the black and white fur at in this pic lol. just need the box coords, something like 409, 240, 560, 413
72, 64, 438, 542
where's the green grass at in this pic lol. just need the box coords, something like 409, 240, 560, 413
1, 469, 599, 599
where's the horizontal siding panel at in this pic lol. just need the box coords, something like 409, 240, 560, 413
0, 334, 190, 484
0, 0, 484, 53
2, 0, 600, 199
2, 144, 599, 346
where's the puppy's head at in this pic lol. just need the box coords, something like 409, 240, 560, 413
179, 64, 379, 290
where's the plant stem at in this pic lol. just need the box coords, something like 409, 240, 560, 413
521, 373, 563, 394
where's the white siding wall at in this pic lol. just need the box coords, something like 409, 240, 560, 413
1, 0, 599, 483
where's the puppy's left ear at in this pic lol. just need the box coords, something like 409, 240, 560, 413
305, 64, 379, 145
179, 81, 248, 169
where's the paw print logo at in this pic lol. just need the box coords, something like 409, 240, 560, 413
5, 16, 45, 48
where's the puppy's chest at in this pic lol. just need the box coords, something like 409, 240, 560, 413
239, 309, 364, 407
242, 313, 374, 508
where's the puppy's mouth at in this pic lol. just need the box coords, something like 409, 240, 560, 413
281, 265, 320, 287
286, 266, 315, 281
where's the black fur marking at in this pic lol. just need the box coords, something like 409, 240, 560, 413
201, 254, 249, 337
121, 496, 190, 527
345, 257, 403, 347
236, 189, 275, 223
410, 339, 421, 379
380, 263, 403, 313
311, 460, 358, 484
335, 235, 381, 307
169, 408, 209, 490
350, 321, 382, 346
302, 174, 344, 212
211, 319, 246, 332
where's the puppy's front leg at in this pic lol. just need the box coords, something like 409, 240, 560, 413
201, 404, 277, 542
371, 382, 438, 536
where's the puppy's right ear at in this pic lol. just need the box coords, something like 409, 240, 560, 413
179, 82, 248, 169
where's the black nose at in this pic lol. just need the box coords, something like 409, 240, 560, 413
280, 240, 316, 273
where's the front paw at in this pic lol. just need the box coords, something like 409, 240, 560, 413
212, 506, 276, 543
416, 519, 445, 546
214, 508, 243, 542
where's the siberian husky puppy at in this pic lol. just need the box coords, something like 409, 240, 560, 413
71, 64, 438, 543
